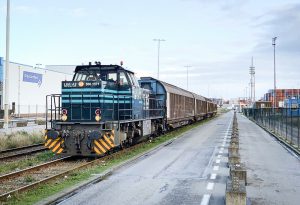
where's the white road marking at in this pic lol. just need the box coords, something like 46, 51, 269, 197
206, 182, 214, 190
213, 166, 219, 171
200, 194, 211, 205
216, 159, 221, 164
210, 173, 217, 180
220, 147, 224, 151
219, 150, 223, 154
217, 154, 221, 158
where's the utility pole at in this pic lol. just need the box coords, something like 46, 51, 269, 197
153, 39, 165, 79
18, 66, 20, 117
4, 0, 10, 128
249, 57, 255, 104
272, 37, 277, 109
184, 65, 191, 90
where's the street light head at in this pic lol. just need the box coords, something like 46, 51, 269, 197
272, 36, 277, 45
153, 38, 166, 42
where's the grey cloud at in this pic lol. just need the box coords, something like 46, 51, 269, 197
253, 4, 300, 54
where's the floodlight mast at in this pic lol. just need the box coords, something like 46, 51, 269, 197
153, 39, 165, 79
272, 37, 277, 110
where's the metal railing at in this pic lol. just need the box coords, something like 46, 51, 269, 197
243, 108, 300, 149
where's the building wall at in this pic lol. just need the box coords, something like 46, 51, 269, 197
0, 58, 73, 114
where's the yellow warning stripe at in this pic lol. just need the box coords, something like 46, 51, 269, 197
99, 139, 110, 150
44, 135, 47, 140
49, 138, 61, 149
52, 142, 61, 152
109, 132, 115, 140
94, 147, 100, 154
94, 146, 103, 155
94, 140, 106, 153
105, 133, 115, 144
45, 139, 52, 147
57, 148, 64, 154
103, 135, 114, 147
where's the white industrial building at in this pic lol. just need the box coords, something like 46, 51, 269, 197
0, 57, 75, 116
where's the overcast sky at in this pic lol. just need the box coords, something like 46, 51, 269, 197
0, 0, 300, 99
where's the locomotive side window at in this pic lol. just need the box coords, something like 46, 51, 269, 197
129, 73, 139, 86
119, 72, 129, 86
107, 73, 117, 83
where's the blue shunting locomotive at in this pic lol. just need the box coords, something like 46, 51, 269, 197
45, 63, 217, 156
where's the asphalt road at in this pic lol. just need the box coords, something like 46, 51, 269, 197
238, 114, 300, 205
59, 112, 233, 205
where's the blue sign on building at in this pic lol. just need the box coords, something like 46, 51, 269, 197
23, 71, 43, 86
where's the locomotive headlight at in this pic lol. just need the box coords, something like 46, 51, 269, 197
95, 109, 101, 122
61, 109, 68, 121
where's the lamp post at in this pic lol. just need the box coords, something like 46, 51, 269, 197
272, 37, 277, 110
4, 0, 10, 128
153, 39, 165, 79
18, 66, 20, 117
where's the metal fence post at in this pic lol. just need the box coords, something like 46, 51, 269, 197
36, 104, 38, 119
281, 108, 283, 136
291, 109, 293, 144
297, 107, 300, 149
285, 108, 288, 140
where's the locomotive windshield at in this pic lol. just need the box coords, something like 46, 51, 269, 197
73, 69, 117, 83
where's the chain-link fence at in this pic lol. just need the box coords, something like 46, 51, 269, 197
10, 104, 46, 119
243, 108, 300, 149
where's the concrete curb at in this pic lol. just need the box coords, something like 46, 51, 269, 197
247, 118, 300, 156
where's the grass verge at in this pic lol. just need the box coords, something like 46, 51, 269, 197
0, 151, 56, 175
4, 116, 218, 205
0, 131, 44, 151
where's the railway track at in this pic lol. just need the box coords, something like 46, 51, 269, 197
0, 156, 92, 200
0, 142, 149, 201
0, 143, 47, 161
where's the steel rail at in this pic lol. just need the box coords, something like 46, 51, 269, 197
0, 143, 47, 161
0, 143, 44, 154
0, 156, 76, 200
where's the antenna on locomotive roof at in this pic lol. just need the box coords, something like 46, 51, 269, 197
120, 61, 123, 66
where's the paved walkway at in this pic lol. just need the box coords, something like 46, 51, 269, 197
238, 113, 300, 205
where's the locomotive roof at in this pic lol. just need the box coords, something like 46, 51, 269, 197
74, 64, 134, 74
